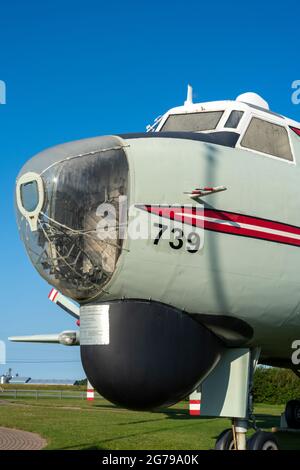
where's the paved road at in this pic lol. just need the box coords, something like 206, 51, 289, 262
0, 427, 47, 450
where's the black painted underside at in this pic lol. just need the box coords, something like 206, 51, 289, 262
81, 300, 223, 410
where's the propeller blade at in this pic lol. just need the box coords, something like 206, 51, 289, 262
9, 330, 79, 346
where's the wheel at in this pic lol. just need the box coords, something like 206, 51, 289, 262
285, 399, 300, 429
247, 431, 279, 450
215, 428, 235, 450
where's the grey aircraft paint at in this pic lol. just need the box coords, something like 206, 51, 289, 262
13, 93, 300, 409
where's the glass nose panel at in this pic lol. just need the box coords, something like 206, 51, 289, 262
16, 143, 128, 301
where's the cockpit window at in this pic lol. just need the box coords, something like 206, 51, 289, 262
160, 111, 223, 132
20, 181, 39, 212
241, 117, 293, 161
224, 110, 244, 129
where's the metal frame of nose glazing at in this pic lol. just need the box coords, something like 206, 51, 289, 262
16, 172, 44, 231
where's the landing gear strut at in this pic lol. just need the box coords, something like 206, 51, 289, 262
215, 419, 248, 450
192, 347, 280, 450
214, 348, 279, 450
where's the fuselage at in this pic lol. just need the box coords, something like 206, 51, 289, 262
102, 130, 300, 363
15, 92, 300, 369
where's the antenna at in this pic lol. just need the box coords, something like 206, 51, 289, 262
184, 84, 193, 106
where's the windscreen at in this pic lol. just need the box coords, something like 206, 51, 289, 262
160, 111, 223, 132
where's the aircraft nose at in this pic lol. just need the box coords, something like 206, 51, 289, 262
15, 135, 129, 301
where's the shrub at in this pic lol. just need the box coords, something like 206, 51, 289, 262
253, 367, 300, 404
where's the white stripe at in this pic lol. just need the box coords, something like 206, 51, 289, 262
175, 213, 300, 241
87, 392, 94, 398
49, 289, 58, 301
189, 404, 201, 411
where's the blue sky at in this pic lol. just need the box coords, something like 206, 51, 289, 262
0, 0, 299, 380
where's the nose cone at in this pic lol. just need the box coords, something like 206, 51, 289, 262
15, 135, 129, 301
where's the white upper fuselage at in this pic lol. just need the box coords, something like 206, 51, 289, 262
154, 94, 300, 165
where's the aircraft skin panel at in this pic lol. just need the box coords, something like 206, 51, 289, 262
98, 135, 300, 360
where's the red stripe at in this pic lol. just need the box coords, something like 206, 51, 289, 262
190, 410, 201, 416
140, 205, 300, 247
290, 126, 300, 137
48, 288, 54, 299
52, 290, 58, 301
189, 400, 201, 404
204, 210, 300, 235
145, 205, 300, 236
204, 220, 300, 246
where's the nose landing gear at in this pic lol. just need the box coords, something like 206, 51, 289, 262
215, 426, 279, 450
192, 346, 280, 450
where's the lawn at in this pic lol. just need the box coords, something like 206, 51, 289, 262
0, 397, 299, 450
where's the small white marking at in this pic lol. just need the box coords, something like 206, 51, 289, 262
80, 304, 110, 345
189, 404, 201, 411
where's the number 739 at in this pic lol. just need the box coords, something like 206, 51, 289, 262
153, 222, 201, 253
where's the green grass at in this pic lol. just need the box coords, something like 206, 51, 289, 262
0, 398, 299, 450
1, 384, 86, 391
